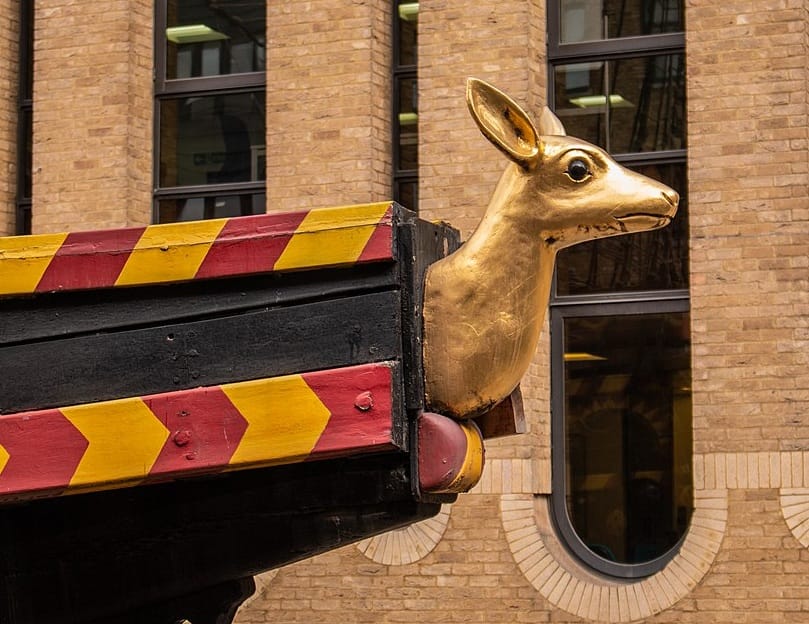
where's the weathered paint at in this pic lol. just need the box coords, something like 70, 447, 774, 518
0, 203, 395, 296
0, 232, 69, 294
115, 219, 228, 286
0, 363, 397, 501
417, 411, 485, 494
273, 203, 393, 270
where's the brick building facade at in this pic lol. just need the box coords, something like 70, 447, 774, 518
1, 1, 808, 622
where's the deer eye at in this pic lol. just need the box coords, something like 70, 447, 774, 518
566, 159, 591, 182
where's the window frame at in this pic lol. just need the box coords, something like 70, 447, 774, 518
392, 1, 418, 211
153, 1, 267, 224
16, 0, 33, 235
546, 0, 684, 60
547, 0, 690, 579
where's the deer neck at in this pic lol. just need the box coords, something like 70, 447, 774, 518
422, 164, 558, 418
458, 164, 556, 287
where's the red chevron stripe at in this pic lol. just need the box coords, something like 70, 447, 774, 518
35, 227, 146, 292
0, 408, 88, 497
147, 387, 248, 478
303, 364, 396, 456
194, 211, 308, 279
357, 205, 394, 263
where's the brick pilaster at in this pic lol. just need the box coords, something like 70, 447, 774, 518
32, 0, 152, 233
265, 0, 393, 212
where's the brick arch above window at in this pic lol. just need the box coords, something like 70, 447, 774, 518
781, 488, 809, 549
500, 490, 726, 621
356, 504, 451, 565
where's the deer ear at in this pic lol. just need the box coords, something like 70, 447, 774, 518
538, 107, 566, 136
466, 78, 540, 168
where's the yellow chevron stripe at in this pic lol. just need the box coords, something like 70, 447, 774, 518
0, 443, 8, 474
273, 202, 390, 271
63, 398, 169, 489
223, 374, 331, 468
0, 233, 68, 295
115, 219, 227, 286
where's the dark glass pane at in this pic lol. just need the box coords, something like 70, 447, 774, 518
159, 91, 266, 188
559, 0, 683, 44
554, 54, 685, 153
19, 107, 33, 201
158, 192, 266, 223
166, 0, 266, 79
396, 1, 418, 66
394, 178, 418, 212
563, 312, 692, 565
21, 0, 34, 100
556, 162, 687, 296
16, 202, 32, 236
396, 76, 418, 171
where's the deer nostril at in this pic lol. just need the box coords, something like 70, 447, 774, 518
663, 190, 679, 207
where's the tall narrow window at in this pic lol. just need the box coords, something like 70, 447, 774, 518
548, 0, 692, 578
16, 0, 33, 234
393, 1, 418, 211
154, 0, 266, 223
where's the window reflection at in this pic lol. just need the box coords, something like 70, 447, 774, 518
397, 2, 417, 66
395, 178, 418, 212
556, 162, 688, 295
550, 0, 689, 579
393, 1, 418, 210
159, 92, 266, 188
554, 54, 685, 153
396, 76, 418, 171
559, 0, 683, 43
563, 312, 692, 564
166, 0, 266, 79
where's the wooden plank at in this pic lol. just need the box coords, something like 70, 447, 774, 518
0, 290, 402, 414
0, 264, 398, 346
0, 203, 395, 296
0, 363, 399, 502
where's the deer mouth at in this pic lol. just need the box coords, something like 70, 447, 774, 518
614, 213, 672, 230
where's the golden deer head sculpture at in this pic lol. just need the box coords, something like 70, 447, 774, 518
422, 78, 679, 419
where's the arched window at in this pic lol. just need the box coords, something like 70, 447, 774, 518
547, 0, 692, 578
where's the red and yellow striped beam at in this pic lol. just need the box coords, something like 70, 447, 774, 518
0, 363, 397, 502
0, 202, 395, 296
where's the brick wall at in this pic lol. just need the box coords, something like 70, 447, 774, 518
0, 0, 18, 236
32, 0, 151, 233
265, 0, 392, 212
